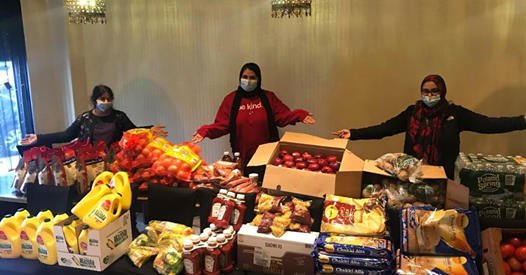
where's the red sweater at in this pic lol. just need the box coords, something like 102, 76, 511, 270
197, 90, 309, 165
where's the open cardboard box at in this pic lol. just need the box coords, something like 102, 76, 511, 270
362, 160, 469, 209
247, 132, 364, 198
481, 227, 526, 275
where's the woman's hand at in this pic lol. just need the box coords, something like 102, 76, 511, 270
332, 129, 351, 139
192, 132, 204, 143
21, 134, 37, 145
303, 113, 316, 125
151, 125, 168, 137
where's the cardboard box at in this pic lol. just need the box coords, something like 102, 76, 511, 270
481, 227, 526, 275
362, 160, 469, 209
237, 224, 318, 275
53, 211, 132, 271
247, 132, 364, 198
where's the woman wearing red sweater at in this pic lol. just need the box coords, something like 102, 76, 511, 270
192, 62, 316, 167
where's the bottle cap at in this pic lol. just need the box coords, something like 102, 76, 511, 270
227, 191, 236, 198
203, 228, 212, 236
63, 220, 72, 226
248, 173, 258, 179
216, 234, 227, 244
207, 237, 218, 248
82, 224, 90, 230
224, 230, 233, 239
219, 189, 228, 195
209, 223, 217, 231
43, 218, 51, 222
236, 193, 245, 201
200, 233, 209, 242
234, 152, 240, 157
190, 234, 201, 244
223, 151, 230, 155
183, 240, 193, 250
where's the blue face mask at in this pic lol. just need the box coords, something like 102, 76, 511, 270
96, 102, 113, 112
240, 78, 258, 92
422, 94, 441, 108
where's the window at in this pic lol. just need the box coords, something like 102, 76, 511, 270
0, 0, 33, 178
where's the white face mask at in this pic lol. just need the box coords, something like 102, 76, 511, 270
96, 101, 113, 112
240, 78, 258, 92
422, 94, 441, 107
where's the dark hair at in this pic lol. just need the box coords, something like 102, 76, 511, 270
421, 74, 447, 98
90, 85, 114, 106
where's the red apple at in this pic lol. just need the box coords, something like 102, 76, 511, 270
291, 151, 301, 158
302, 152, 312, 160
326, 155, 338, 163
328, 161, 340, 171
284, 160, 295, 168
308, 163, 320, 171
318, 158, 327, 167
321, 166, 334, 174
273, 157, 283, 166
314, 154, 323, 159
279, 150, 289, 157
295, 162, 307, 169
282, 154, 294, 162
307, 158, 318, 164
294, 157, 304, 163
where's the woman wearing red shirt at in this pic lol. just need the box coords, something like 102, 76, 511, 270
192, 62, 315, 167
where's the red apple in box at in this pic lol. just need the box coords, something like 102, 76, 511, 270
279, 150, 289, 157
314, 154, 323, 159
308, 163, 320, 171
326, 155, 338, 163
328, 161, 340, 171
273, 157, 283, 166
295, 162, 307, 169
307, 158, 318, 164
291, 151, 301, 158
318, 158, 327, 168
302, 152, 312, 160
282, 154, 294, 162
284, 160, 295, 168
294, 157, 304, 163
321, 166, 333, 174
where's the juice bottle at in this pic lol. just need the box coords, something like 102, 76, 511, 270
62, 220, 79, 254
0, 214, 22, 258
109, 171, 132, 211
78, 224, 90, 255
20, 215, 40, 259
233, 152, 242, 172
36, 210, 54, 223
36, 218, 57, 265
52, 213, 69, 225
231, 193, 247, 231
208, 189, 227, 224
82, 192, 122, 230
13, 208, 30, 227
203, 237, 221, 275
71, 183, 112, 219
215, 192, 235, 229
91, 171, 114, 188
182, 240, 202, 275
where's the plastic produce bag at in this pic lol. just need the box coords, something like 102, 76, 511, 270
153, 246, 183, 275
375, 153, 422, 182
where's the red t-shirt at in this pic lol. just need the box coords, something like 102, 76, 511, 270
197, 90, 309, 165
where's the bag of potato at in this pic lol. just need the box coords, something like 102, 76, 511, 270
375, 153, 422, 182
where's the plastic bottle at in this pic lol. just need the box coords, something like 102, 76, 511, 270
203, 237, 221, 275
82, 192, 123, 230
231, 193, 247, 231
215, 192, 236, 229
208, 189, 228, 224
78, 224, 90, 255
36, 210, 54, 223
0, 215, 22, 258
20, 215, 40, 259
62, 220, 79, 254
182, 239, 202, 275
216, 233, 234, 273
233, 152, 242, 171
109, 171, 132, 211
221, 152, 233, 162
91, 171, 114, 188
71, 183, 112, 219
52, 213, 69, 225
36, 218, 57, 265
13, 208, 30, 227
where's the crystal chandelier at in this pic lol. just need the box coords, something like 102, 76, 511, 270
64, 0, 106, 24
271, 0, 312, 18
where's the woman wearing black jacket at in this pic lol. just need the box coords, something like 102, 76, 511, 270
334, 74, 526, 179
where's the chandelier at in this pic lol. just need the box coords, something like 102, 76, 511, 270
64, 0, 106, 24
271, 0, 312, 18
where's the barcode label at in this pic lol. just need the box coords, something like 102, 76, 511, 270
253, 247, 270, 268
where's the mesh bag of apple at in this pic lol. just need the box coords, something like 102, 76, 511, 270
272, 149, 341, 173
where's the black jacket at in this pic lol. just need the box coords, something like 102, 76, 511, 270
350, 103, 526, 179
37, 109, 136, 146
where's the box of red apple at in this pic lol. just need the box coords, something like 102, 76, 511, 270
481, 227, 526, 275
247, 132, 364, 198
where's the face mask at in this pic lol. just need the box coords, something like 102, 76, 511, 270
96, 101, 113, 112
422, 94, 441, 108
240, 78, 258, 92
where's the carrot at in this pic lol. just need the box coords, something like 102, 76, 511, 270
225, 177, 250, 188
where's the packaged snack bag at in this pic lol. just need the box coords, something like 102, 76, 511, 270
314, 233, 393, 259
397, 253, 478, 275
312, 250, 393, 270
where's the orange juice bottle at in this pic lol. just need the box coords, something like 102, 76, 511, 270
91, 171, 114, 188
109, 172, 131, 211
71, 183, 112, 219
0, 214, 22, 258
20, 215, 40, 259
36, 210, 54, 223
62, 220, 79, 254
78, 224, 90, 255
13, 208, 30, 228
82, 192, 123, 230
36, 218, 57, 265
